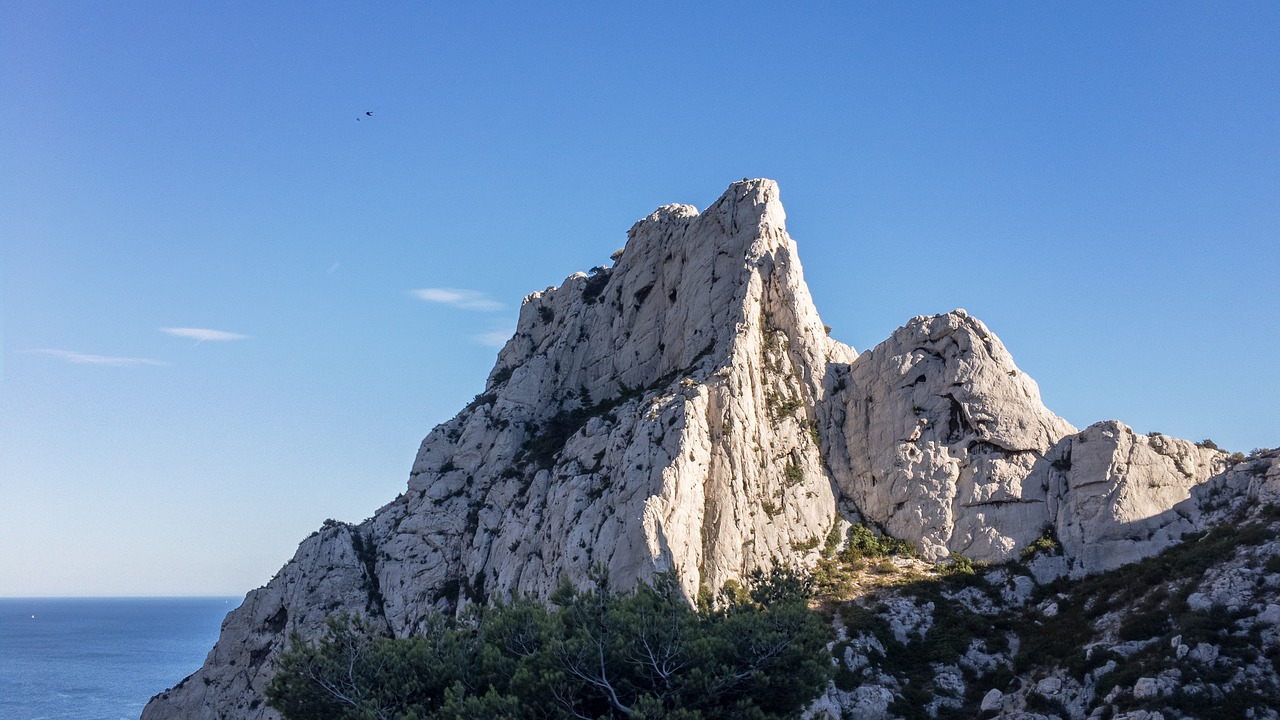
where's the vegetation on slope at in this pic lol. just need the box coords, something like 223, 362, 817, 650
818, 507, 1280, 720
267, 568, 830, 720
269, 503, 1280, 720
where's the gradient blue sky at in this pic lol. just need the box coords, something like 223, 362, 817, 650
2, 2, 1277, 596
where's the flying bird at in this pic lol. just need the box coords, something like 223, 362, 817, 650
357, 111, 374, 121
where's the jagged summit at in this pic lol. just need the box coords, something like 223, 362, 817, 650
142, 180, 1276, 720
481, 178, 805, 423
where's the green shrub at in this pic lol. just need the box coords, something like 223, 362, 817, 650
841, 523, 914, 560
1021, 524, 1062, 559
821, 520, 843, 558
783, 460, 804, 486
939, 554, 982, 576
1117, 608, 1170, 641
793, 534, 820, 552
267, 569, 831, 720
581, 266, 610, 304
1265, 555, 1280, 574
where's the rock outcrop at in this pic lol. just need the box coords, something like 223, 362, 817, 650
1040, 422, 1227, 576
143, 179, 1269, 720
825, 310, 1078, 562
805, 450, 1280, 720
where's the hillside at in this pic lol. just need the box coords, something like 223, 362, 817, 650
142, 180, 1279, 720
806, 450, 1280, 719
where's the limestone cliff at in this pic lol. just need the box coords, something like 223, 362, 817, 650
142, 179, 1264, 720
825, 310, 1078, 562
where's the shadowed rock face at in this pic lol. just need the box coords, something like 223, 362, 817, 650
1040, 421, 1228, 576
142, 179, 1261, 720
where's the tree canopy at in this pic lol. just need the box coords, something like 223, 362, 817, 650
266, 568, 831, 720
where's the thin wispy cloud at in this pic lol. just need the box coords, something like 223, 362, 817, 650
474, 328, 515, 348
29, 349, 167, 367
160, 327, 249, 342
412, 288, 504, 312
327, 261, 341, 274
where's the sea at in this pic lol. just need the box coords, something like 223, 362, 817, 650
0, 597, 240, 720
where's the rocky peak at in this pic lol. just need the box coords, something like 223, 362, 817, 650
483, 178, 810, 419
142, 180, 1273, 720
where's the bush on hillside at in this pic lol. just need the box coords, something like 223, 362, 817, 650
266, 568, 831, 720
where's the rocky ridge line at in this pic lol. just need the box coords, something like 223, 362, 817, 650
142, 180, 1274, 720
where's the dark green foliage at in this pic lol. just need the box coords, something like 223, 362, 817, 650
821, 521, 842, 558
1160, 687, 1277, 720
537, 305, 555, 324
764, 389, 801, 420
1024, 691, 1069, 717
831, 649, 858, 691
792, 534, 820, 552
811, 523, 916, 598
520, 348, 716, 470
521, 401, 614, 470
821, 513, 1280, 720
1176, 604, 1243, 649
490, 366, 514, 386
1117, 607, 1170, 641
922, 595, 999, 665
349, 531, 384, 612
267, 613, 476, 720
1016, 517, 1280, 714
464, 392, 497, 413
782, 460, 804, 487
1032, 520, 1274, 627
837, 572, 1015, 719
267, 569, 831, 720
1265, 554, 1280, 575
581, 266, 611, 304
842, 523, 914, 560
1021, 523, 1062, 559
937, 554, 983, 577
888, 679, 932, 720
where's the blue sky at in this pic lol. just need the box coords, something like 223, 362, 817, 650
2, 2, 1277, 596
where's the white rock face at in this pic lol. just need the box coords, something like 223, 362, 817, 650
1132, 677, 1160, 700
826, 311, 1077, 560
364, 179, 845, 621
142, 179, 1262, 720
1036, 422, 1227, 576
805, 684, 895, 720
1037, 676, 1063, 695
143, 523, 387, 719
144, 179, 851, 720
